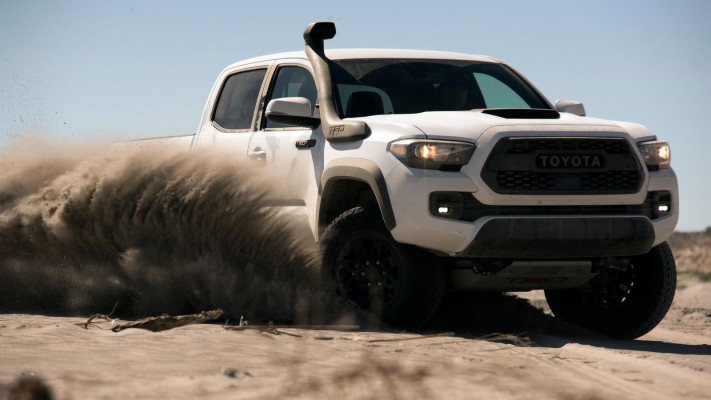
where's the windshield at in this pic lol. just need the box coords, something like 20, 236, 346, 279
329, 58, 551, 118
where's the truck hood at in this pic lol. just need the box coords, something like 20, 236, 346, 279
358, 110, 657, 142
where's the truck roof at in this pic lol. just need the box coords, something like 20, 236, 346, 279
226, 49, 501, 70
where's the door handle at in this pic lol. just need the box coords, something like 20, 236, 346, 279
248, 150, 266, 159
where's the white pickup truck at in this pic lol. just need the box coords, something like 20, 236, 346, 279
181, 22, 678, 338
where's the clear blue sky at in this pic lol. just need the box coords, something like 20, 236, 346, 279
1, 0, 709, 231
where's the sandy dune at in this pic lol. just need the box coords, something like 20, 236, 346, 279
1, 283, 709, 400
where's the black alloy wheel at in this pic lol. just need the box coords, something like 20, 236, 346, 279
322, 206, 446, 328
545, 242, 676, 339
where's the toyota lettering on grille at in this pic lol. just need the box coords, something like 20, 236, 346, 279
536, 154, 604, 169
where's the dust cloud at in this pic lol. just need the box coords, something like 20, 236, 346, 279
0, 137, 576, 335
0, 138, 337, 323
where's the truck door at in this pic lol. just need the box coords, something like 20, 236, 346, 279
196, 65, 270, 161
248, 62, 323, 236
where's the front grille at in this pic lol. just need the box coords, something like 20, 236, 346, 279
482, 138, 643, 194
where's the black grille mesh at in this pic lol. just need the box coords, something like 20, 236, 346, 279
483, 138, 642, 194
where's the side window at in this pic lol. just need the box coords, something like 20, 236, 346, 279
473, 72, 530, 109
213, 68, 267, 130
265, 66, 317, 129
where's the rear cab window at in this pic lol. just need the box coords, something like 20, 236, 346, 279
212, 68, 267, 131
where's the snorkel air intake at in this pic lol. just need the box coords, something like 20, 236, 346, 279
303, 22, 370, 143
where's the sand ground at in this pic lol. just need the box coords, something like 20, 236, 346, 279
1, 282, 709, 400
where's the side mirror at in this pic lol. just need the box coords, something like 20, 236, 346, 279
555, 99, 586, 117
265, 97, 321, 128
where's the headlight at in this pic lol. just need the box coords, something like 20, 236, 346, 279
638, 141, 671, 170
388, 139, 475, 170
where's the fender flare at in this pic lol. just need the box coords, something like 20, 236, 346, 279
319, 158, 397, 231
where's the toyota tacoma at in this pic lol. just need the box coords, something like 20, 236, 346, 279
190, 22, 678, 339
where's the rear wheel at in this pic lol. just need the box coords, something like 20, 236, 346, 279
322, 206, 445, 328
545, 242, 676, 339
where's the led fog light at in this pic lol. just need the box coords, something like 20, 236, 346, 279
438, 206, 452, 215
430, 192, 465, 220
651, 191, 672, 218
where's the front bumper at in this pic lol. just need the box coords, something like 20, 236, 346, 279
385, 164, 678, 257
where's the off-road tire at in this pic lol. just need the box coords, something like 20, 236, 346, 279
545, 242, 676, 339
322, 206, 446, 328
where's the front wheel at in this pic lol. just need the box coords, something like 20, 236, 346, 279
321, 207, 445, 328
545, 242, 676, 339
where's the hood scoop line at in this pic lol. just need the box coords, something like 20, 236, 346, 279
480, 108, 561, 119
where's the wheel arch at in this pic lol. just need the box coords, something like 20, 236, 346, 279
318, 158, 396, 237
